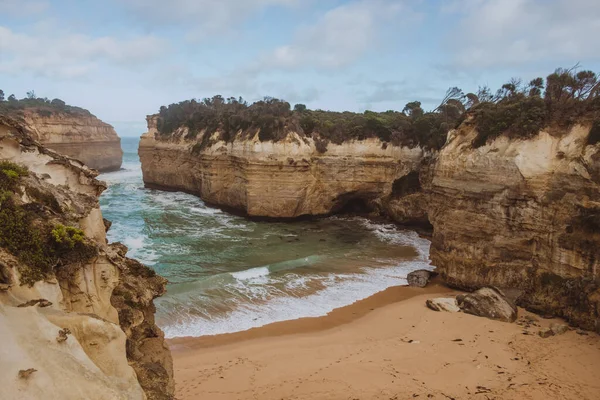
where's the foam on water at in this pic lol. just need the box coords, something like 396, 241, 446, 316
161, 255, 428, 338
231, 266, 270, 280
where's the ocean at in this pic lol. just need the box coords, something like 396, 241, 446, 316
99, 137, 432, 338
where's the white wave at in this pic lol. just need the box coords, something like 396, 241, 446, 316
161, 251, 431, 338
231, 266, 270, 281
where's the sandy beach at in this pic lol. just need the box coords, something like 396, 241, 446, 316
169, 281, 600, 400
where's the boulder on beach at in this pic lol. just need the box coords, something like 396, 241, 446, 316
456, 287, 517, 323
426, 297, 460, 312
407, 270, 434, 288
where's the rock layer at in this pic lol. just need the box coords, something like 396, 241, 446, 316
139, 116, 427, 218
429, 122, 600, 332
0, 116, 173, 399
22, 110, 123, 172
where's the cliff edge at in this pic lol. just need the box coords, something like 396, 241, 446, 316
139, 115, 429, 219
429, 120, 600, 332
22, 110, 123, 172
0, 116, 173, 399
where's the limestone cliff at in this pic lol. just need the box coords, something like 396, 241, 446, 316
0, 116, 173, 399
20, 110, 123, 172
139, 116, 428, 219
428, 120, 600, 332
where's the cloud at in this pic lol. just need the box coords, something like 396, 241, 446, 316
261, 0, 406, 70
447, 0, 600, 68
120, 0, 299, 39
0, 26, 167, 78
0, 0, 48, 16
261, 82, 320, 103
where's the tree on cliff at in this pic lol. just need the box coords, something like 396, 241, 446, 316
294, 104, 307, 112
0, 90, 4, 102
402, 101, 424, 118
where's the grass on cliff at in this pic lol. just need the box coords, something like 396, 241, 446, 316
155, 66, 600, 151
0, 162, 97, 286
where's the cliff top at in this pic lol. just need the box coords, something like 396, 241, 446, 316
0, 92, 94, 119
152, 67, 600, 152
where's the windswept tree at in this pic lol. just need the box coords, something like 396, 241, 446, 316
402, 101, 424, 118
527, 77, 544, 97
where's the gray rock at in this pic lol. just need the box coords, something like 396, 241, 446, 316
407, 270, 432, 288
426, 297, 460, 313
456, 287, 517, 323
539, 328, 555, 338
550, 323, 569, 335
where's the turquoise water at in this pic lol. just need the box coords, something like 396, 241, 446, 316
99, 137, 432, 338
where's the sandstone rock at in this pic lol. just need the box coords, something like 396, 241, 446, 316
539, 328, 555, 338
550, 323, 569, 335
456, 287, 517, 323
139, 115, 427, 218
426, 297, 460, 313
428, 123, 600, 332
22, 111, 123, 172
0, 116, 173, 400
407, 270, 433, 288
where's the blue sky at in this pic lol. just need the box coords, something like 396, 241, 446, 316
2, 0, 599, 136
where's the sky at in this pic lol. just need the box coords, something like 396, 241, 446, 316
1, 0, 599, 137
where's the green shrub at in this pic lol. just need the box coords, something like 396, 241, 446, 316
0, 161, 28, 192
51, 224, 85, 249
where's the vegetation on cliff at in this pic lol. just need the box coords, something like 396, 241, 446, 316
154, 66, 600, 151
155, 93, 463, 151
467, 67, 600, 147
0, 161, 96, 286
0, 89, 92, 117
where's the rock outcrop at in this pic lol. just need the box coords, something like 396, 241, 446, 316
429, 121, 600, 332
20, 110, 123, 172
139, 116, 428, 219
0, 116, 173, 399
456, 287, 518, 323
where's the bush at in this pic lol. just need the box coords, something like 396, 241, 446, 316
51, 224, 85, 249
0, 161, 28, 192
0, 165, 96, 286
155, 96, 451, 150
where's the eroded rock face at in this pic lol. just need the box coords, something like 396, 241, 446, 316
139, 116, 428, 219
0, 116, 173, 399
429, 123, 600, 332
22, 111, 123, 172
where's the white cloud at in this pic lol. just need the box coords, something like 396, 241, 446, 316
448, 0, 600, 67
262, 0, 406, 70
0, 0, 48, 16
121, 0, 300, 39
0, 26, 167, 78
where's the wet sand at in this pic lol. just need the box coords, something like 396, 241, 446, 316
169, 281, 600, 399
